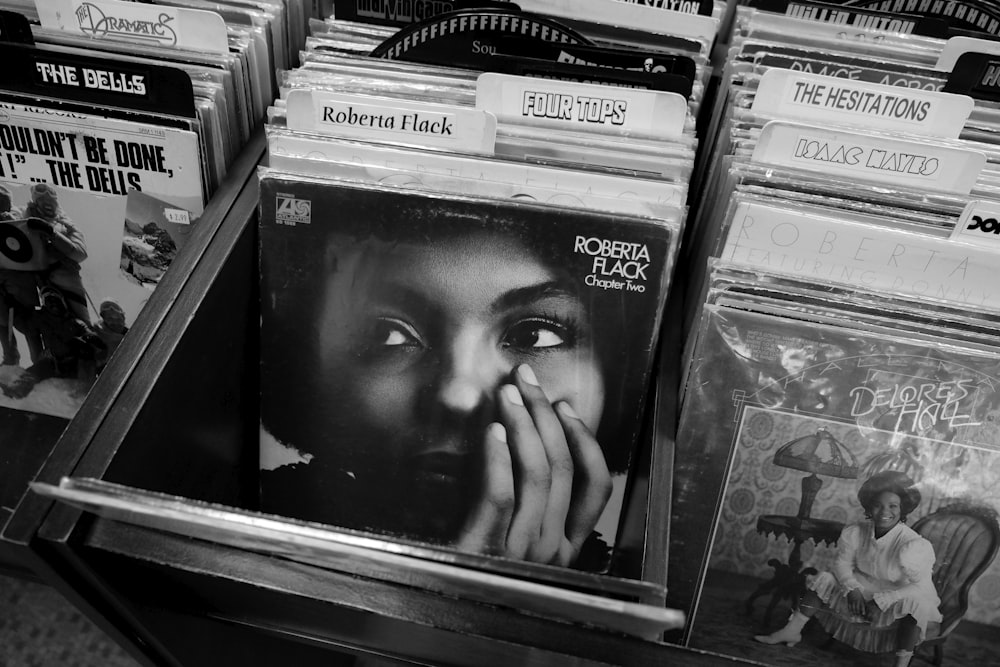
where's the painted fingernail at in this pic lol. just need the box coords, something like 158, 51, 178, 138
502, 384, 523, 406
488, 422, 507, 443
556, 401, 578, 419
518, 364, 539, 386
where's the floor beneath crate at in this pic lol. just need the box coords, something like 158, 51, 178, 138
0, 574, 137, 667
688, 569, 1000, 667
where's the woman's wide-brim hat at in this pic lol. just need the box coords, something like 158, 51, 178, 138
858, 470, 921, 515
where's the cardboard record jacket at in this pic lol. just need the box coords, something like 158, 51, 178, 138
258, 171, 675, 573
672, 303, 1000, 643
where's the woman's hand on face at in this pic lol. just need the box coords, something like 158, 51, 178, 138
455, 364, 612, 567
846, 589, 867, 617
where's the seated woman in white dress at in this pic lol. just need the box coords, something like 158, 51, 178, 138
754, 470, 942, 667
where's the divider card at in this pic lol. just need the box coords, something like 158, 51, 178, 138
951, 199, 1000, 250
284, 89, 498, 153
513, 0, 720, 42
614, 0, 715, 16
0, 43, 196, 120
937, 35, 1000, 71
720, 200, 1000, 311
0, 9, 36, 44
740, 0, 951, 37
751, 121, 987, 195
476, 73, 689, 139
750, 51, 947, 92
839, 0, 1000, 39
750, 69, 973, 139
487, 40, 697, 96
36, 0, 231, 55
944, 51, 1000, 102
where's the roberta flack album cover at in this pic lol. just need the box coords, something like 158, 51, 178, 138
258, 172, 676, 572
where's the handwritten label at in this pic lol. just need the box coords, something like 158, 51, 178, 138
752, 70, 972, 138
285, 89, 497, 154
752, 121, 986, 194
475, 73, 687, 139
163, 207, 190, 225
951, 200, 1000, 250
937, 35, 1000, 72
35, 0, 229, 54
723, 200, 1000, 310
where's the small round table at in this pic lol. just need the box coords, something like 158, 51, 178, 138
745, 515, 844, 630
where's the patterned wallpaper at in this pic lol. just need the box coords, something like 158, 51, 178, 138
706, 406, 1000, 627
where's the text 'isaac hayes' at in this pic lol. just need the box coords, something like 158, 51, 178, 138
35, 62, 146, 95
792, 136, 939, 177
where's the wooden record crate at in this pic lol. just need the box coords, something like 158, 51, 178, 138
2, 132, 758, 666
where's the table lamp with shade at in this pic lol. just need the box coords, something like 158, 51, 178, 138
747, 426, 860, 628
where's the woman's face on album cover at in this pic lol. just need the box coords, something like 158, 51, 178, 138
312, 232, 606, 536
318, 231, 605, 442
869, 490, 903, 534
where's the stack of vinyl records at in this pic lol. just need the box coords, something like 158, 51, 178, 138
253, 0, 728, 636
671, 0, 1000, 659
0, 0, 307, 419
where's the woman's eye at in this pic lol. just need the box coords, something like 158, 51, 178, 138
374, 318, 421, 347
504, 320, 570, 350
383, 328, 410, 346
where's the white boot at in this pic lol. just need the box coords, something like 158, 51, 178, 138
894, 650, 913, 667
753, 610, 810, 647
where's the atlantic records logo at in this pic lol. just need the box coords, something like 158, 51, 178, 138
275, 195, 311, 226
75, 2, 179, 47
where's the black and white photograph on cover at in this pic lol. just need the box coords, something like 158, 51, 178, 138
687, 406, 1000, 667
120, 189, 193, 291
258, 175, 675, 572
0, 183, 152, 419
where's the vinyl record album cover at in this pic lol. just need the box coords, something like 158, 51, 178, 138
672, 304, 1000, 647
0, 102, 204, 418
258, 172, 676, 572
